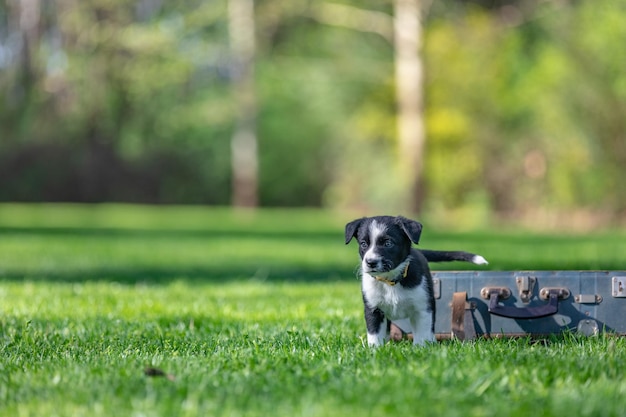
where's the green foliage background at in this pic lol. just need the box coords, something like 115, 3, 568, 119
1, 0, 625, 224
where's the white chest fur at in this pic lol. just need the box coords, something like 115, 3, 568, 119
361, 272, 430, 320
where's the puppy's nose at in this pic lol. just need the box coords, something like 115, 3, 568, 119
365, 259, 379, 269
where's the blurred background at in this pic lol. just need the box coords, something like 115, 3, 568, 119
1, 0, 624, 230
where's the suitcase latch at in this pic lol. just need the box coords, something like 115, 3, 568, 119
516, 276, 536, 303
480, 287, 511, 300
612, 277, 626, 298
574, 294, 603, 304
539, 287, 570, 300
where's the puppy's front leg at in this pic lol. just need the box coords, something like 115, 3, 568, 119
410, 313, 436, 346
364, 304, 387, 347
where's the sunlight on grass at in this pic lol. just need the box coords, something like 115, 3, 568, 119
1, 204, 626, 416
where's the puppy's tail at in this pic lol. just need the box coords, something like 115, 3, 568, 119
420, 250, 488, 265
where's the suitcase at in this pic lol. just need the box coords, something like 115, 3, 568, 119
423, 270, 626, 340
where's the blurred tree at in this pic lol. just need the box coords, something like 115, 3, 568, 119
394, 0, 425, 213
423, 0, 626, 226
1, 0, 41, 141
0, 0, 625, 226
310, 0, 428, 213
0, 0, 233, 203
228, 0, 258, 208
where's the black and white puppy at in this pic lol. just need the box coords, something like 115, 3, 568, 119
345, 215, 487, 346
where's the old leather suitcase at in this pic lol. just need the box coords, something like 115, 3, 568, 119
423, 271, 626, 340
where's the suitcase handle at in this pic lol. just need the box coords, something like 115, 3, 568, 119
486, 288, 564, 319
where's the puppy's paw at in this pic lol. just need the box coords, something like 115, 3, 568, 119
367, 333, 385, 347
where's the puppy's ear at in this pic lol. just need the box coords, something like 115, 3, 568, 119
397, 216, 422, 244
344, 218, 364, 244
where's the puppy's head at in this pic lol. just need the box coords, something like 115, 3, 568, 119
345, 216, 422, 275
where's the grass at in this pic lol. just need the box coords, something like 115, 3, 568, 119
1, 203, 626, 417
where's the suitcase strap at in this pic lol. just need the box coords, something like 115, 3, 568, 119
451, 292, 476, 341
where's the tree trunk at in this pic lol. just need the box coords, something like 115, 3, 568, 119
228, 0, 258, 208
394, 0, 425, 214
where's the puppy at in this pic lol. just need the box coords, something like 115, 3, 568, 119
345, 215, 487, 346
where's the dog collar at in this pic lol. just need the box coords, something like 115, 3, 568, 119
374, 263, 410, 286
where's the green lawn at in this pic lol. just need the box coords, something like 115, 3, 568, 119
1, 204, 626, 417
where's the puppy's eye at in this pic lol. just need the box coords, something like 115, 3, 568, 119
383, 240, 393, 248
360, 241, 368, 249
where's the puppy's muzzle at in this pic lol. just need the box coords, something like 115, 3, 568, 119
363, 257, 390, 273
